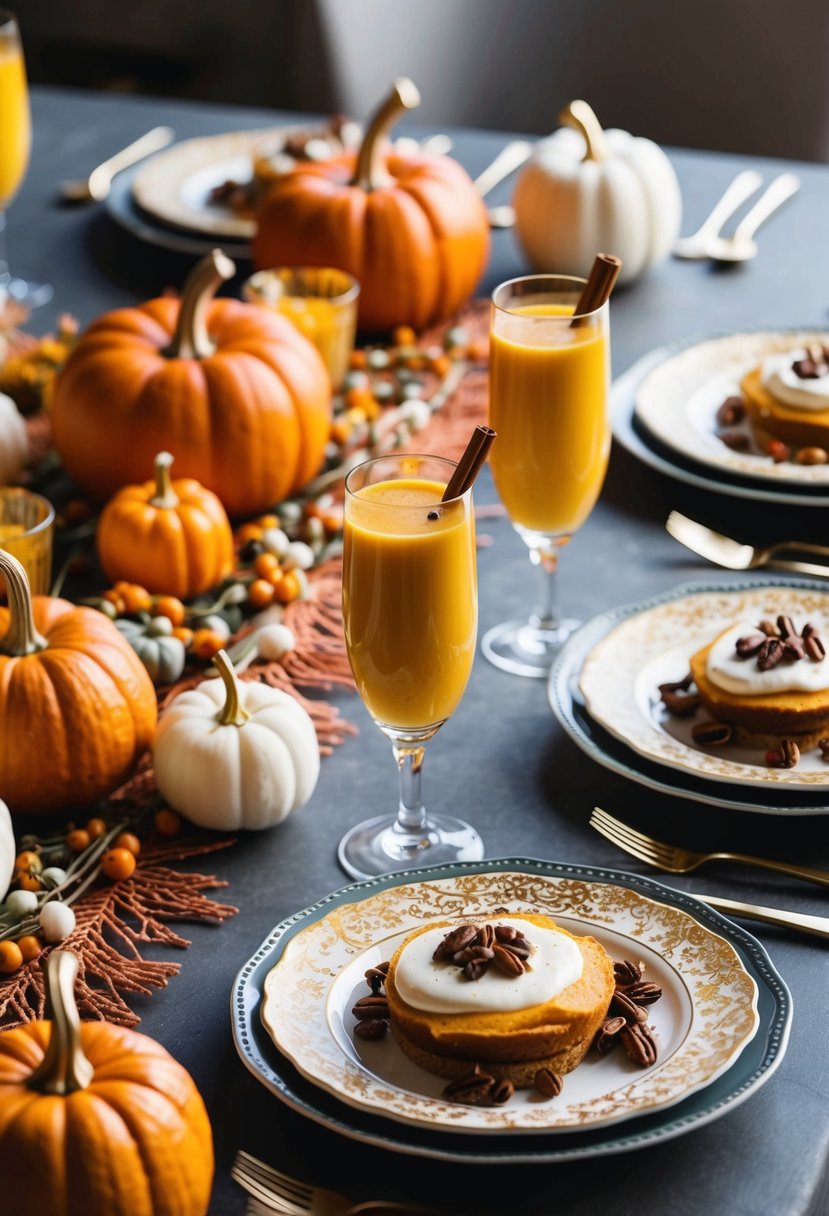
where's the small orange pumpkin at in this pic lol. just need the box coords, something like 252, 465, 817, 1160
0, 951, 213, 1216
51, 251, 332, 517
0, 550, 157, 814
97, 450, 234, 599
253, 79, 491, 334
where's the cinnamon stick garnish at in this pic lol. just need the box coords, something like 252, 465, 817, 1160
441, 425, 496, 501
570, 253, 622, 327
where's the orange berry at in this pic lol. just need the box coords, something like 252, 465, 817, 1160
85, 817, 107, 840
15, 872, 41, 892
349, 349, 367, 370
114, 832, 141, 857
102, 589, 126, 616
392, 325, 416, 347
152, 595, 186, 627
330, 419, 351, 446
236, 522, 264, 545
101, 848, 137, 882
191, 628, 225, 660
121, 584, 152, 615
17, 935, 42, 962
172, 626, 194, 648
66, 829, 90, 853
465, 338, 488, 363
273, 570, 302, 604
14, 850, 41, 874
344, 386, 374, 412
0, 941, 23, 973
247, 578, 276, 609
256, 514, 279, 530
254, 552, 281, 580
154, 808, 182, 838
430, 354, 451, 377
320, 506, 344, 533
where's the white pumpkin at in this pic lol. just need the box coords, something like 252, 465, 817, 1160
152, 649, 320, 830
513, 100, 682, 286
0, 797, 15, 902
0, 392, 28, 486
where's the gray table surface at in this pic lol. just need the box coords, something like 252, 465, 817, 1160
15, 86, 829, 1215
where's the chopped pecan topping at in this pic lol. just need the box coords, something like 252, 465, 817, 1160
620, 1022, 658, 1067
691, 720, 733, 746
432, 922, 534, 982
534, 1067, 564, 1098
443, 1064, 494, 1106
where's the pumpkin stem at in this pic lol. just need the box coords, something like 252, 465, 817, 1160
27, 951, 94, 1095
150, 451, 180, 509
352, 77, 421, 192
559, 100, 610, 163
0, 550, 48, 656
167, 249, 235, 360
215, 648, 250, 726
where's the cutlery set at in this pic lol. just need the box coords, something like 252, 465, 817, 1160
672, 170, 800, 262
233, 1151, 441, 1216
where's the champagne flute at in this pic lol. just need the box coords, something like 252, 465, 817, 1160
0, 10, 51, 308
340, 452, 484, 879
483, 272, 612, 677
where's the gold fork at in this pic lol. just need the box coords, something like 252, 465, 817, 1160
232, 1151, 439, 1216
589, 807, 829, 887
666, 511, 829, 577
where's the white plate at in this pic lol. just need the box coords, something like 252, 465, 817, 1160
260, 868, 760, 1135
635, 330, 829, 486
611, 342, 829, 508
580, 583, 829, 790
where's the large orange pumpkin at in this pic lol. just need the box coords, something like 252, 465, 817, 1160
0, 951, 213, 1216
0, 550, 157, 814
253, 79, 491, 334
51, 251, 332, 517
97, 450, 234, 599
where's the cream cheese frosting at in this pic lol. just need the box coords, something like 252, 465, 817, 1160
761, 351, 829, 411
393, 918, 583, 1015
707, 622, 829, 695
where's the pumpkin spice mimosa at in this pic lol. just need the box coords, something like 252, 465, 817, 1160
340, 453, 484, 879
484, 269, 614, 677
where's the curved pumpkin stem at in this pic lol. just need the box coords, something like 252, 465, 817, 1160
27, 951, 94, 1095
559, 100, 610, 163
167, 249, 235, 360
352, 77, 421, 192
215, 648, 250, 727
0, 549, 47, 656
150, 451, 180, 509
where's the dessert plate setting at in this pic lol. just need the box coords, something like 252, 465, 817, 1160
611, 331, 829, 507
549, 577, 829, 815
231, 858, 791, 1164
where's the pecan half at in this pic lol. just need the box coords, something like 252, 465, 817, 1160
454, 945, 495, 966
610, 990, 648, 1024
364, 962, 390, 993
463, 958, 491, 981
780, 738, 801, 768
623, 981, 663, 1006
819, 737, 829, 759
777, 615, 797, 639
620, 1022, 658, 1067
716, 396, 746, 426
613, 959, 642, 986
805, 633, 826, 661
757, 637, 785, 670
758, 619, 780, 637
352, 995, 389, 1020
718, 430, 750, 452
796, 447, 829, 466
478, 923, 496, 950
353, 1018, 388, 1041
494, 924, 523, 943
443, 1065, 494, 1105
433, 924, 477, 961
661, 689, 701, 717
691, 720, 733, 746
534, 1067, 564, 1098
492, 944, 525, 976
658, 673, 693, 695
488, 1078, 514, 1105
594, 1015, 627, 1054
735, 633, 766, 658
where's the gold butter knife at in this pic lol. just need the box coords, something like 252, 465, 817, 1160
693, 893, 829, 939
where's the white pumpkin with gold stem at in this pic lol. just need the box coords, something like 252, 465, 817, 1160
152, 649, 320, 830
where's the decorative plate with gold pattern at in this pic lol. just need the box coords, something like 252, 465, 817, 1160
580, 582, 829, 791
257, 867, 759, 1135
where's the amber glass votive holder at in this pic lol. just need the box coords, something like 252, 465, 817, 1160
244, 267, 360, 390
0, 487, 54, 598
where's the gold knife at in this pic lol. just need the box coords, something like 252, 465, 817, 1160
692, 893, 829, 939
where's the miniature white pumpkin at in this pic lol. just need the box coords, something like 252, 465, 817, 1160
512, 100, 682, 286
152, 649, 319, 830
0, 798, 14, 902
0, 392, 28, 486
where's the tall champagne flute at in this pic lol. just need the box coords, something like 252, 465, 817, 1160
340, 453, 484, 879
483, 274, 611, 677
0, 11, 51, 307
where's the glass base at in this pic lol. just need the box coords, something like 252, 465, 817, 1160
1, 273, 53, 310
337, 812, 484, 881
481, 616, 581, 678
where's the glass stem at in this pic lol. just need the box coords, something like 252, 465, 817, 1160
392, 744, 427, 834
0, 211, 9, 285
528, 543, 561, 631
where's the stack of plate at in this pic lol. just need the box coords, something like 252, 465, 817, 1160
232, 859, 790, 1164
612, 330, 829, 508
549, 578, 829, 814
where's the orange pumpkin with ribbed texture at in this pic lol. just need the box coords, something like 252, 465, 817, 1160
97, 450, 234, 599
253, 79, 490, 334
51, 251, 332, 518
0, 550, 157, 814
0, 951, 213, 1216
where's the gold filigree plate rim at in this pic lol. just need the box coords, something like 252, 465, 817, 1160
260, 870, 760, 1135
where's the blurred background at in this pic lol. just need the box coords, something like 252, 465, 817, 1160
16, 0, 829, 161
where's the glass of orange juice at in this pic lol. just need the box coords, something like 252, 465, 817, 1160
243, 267, 359, 390
484, 274, 611, 677
0, 487, 54, 598
0, 10, 51, 307
340, 452, 484, 878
